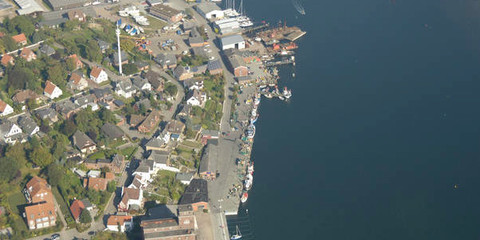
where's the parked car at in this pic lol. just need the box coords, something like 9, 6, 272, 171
51, 234, 60, 240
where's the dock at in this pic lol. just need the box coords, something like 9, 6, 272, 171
265, 57, 295, 66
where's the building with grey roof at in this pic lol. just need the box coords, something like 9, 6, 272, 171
195, 2, 223, 20
101, 123, 125, 140
198, 143, 218, 180
154, 53, 177, 70
220, 34, 245, 50
17, 116, 39, 136
45, 0, 85, 10
207, 59, 223, 75
175, 172, 194, 185
39, 44, 55, 56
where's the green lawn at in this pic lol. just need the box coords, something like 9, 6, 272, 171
144, 16, 167, 33
182, 140, 203, 149
121, 146, 138, 160
7, 192, 26, 215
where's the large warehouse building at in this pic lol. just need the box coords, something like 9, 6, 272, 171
45, 0, 85, 10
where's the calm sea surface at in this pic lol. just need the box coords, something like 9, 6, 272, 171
232, 0, 480, 239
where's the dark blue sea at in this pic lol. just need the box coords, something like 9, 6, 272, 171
228, 0, 480, 239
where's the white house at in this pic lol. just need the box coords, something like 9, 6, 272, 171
186, 90, 207, 107
196, 2, 224, 20
90, 67, 108, 84
115, 80, 137, 98
132, 160, 154, 182
0, 121, 23, 144
132, 78, 152, 91
0, 100, 13, 116
220, 34, 245, 50
106, 215, 133, 232
44, 81, 63, 99
118, 187, 143, 212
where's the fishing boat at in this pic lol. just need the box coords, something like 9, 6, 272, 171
240, 192, 248, 204
244, 174, 253, 190
231, 225, 243, 240
247, 162, 254, 174
250, 115, 259, 124
292, 0, 306, 15
283, 87, 292, 99
246, 124, 256, 139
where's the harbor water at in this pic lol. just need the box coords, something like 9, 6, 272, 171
232, 0, 480, 239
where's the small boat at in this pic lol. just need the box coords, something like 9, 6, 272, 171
250, 115, 258, 124
279, 96, 285, 101
246, 124, 256, 139
265, 93, 273, 98
231, 225, 243, 240
240, 192, 248, 204
247, 162, 254, 174
244, 174, 253, 190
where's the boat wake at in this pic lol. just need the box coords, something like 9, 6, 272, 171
292, 0, 306, 15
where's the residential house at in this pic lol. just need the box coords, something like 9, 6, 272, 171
186, 89, 206, 107
69, 199, 85, 222
200, 130, 219, 145
67, 9, 86, 21
72, 130, 96, 154
0, 121, 23, 144
84, 154, 125, 173
12, 33, 27, 46
90, 67, 108, 84
97, 40, 110, 53
135, 61, 150, 71
198, 143, 218, 180
74, 94, 98, 111
154, 53, 177, 70
1, 54, 14, 66
24, 176, 53, 204
68, 54, 84, 70
132, 77, 152, 91
35, 108, 58, 123
228, 55, 248, 77
166, 120, 185, 141
115, 80, 136, 98
137, 110, 161, 133
101, 123, 125, 141
23, 176, 56, 230
148, 150, 178, 172
133, 99, 152, 112
83, 177, 108, 191
0, 100, 13, 117
68, 71, 88, 91
44, 81, 63, 99
112, 51, 128, 66
143, 71, 164, 92
207, 59, 223, 75
17, 116, 39, 136
81, 199, 94, 211
220, 34, 245, 50
20, 47, 36, 62
107, 215, 133, 232
54, 100, 77, 119
129, 114, 145, 128
39, 44, 55, 56
118, 187, 143, 212
175, 172, 194, 185
183, 78, 204, 91
133, 160, 154, 183
145, 138, 166, 152
148, 4, 183, 23
24, 202, 56, 230
191, 47, 207, 58
91, 88, 112, 102
179, 179, 209, 211
191, 65, 208, 75
173, 65, 193, 81
141, 205, 196, 240
12, 90, 39, 105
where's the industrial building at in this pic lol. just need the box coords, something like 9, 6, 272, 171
220, 34, 245, 50
214, 17, 241, 34
45, 0, 85, 11
195, 2, 224, 20
14, 0, 43, 15
148, 4, 183, 23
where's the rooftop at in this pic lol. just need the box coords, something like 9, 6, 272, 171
221, 34, 244, 46
179, 179, 208, 205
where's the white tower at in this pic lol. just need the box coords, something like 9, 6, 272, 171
116, 26, 123, 75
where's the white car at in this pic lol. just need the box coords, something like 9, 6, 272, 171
209, 56, 215, 60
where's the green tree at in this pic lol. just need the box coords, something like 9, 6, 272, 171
164, 82, 178, 96
47, 164, 63, 187
3, 36, 16, 51
107, 181, 116, 193
5, 143, 27, 167
0, 157, 19, 183
30, 146, 53, 168
61, 119, 77, 137
85, 40, 102, 62
10, 16, 35, 37
66, 57, 77, 72
122, 63, 138, 76
7, 67, 34, 91
79, 209, 92, 224
47, 62, 67, 87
